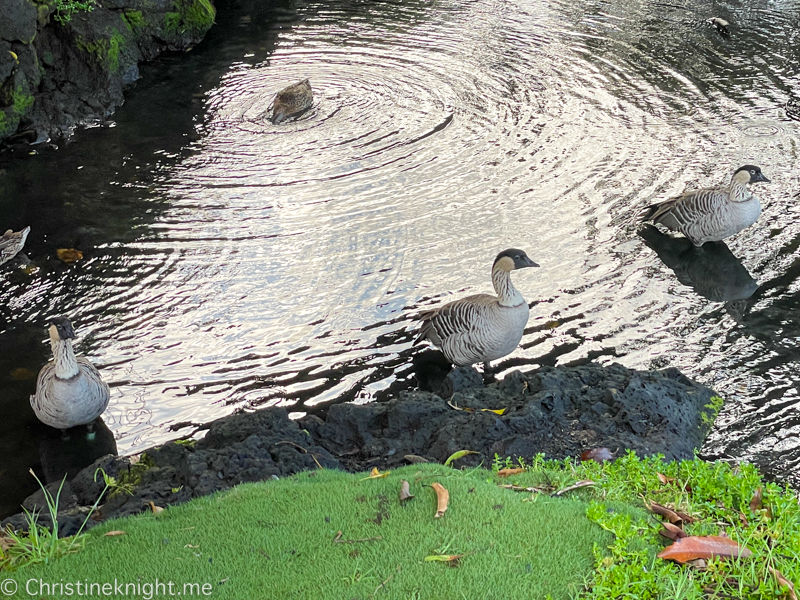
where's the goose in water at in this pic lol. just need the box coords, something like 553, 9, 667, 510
270, 79, 313, 124
416, 249, 539, 370
640, 165, 769, 247
30, 317, 110, 437
0, 226, 30, 266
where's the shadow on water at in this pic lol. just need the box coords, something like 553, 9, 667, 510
3, 0, 800, 516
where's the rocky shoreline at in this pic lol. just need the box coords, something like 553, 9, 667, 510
1, 0, 215, 146
2, 362, 719, 536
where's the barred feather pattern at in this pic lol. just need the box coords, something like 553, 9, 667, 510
30, 339, 110, 430
0, 226, 30, 266
271, 79, 313, 123
416, 266, 530, 367
640, 173, 761, 246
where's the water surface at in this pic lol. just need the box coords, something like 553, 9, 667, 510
2, 0, 799, 516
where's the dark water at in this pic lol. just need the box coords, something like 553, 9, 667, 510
2, 0, 799, 517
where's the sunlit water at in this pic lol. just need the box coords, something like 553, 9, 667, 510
2, 0, 800, 516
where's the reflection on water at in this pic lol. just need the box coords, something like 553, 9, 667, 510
2, 0, 800, 516
638, 224, 758, 319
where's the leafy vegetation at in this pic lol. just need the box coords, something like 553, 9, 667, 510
53, 0, 97, 25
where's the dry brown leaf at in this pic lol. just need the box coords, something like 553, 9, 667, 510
0, 536, 15, 552
645, 500, 683, 524
360, 467, 390, 480
580, 448, 614, 463
56, 248, 83, 264
399, 480, 414, 502
675, 510, 699, 524
404, 454, 429, 464
738, 512, 750, 527
657, 535, 753, 563
750, 487, 763, 512
659, 522, 689, 541
103, 530, 126, 537
10, 368, 37, 381
497, 468, 525, 477
499, 484, 547, 494
149, 501, 164, 514
554, 480, 596, 496
431, 482, 449, 518
770, 567, 798, 600
657, 472, 675, 485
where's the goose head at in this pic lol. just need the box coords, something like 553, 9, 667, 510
733, 165, 770, 185
49, 316, 77, 341
493, 248, 539, 271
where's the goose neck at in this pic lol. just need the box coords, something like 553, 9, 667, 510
730, 174, 754, 203
492, 265, 524, 307
51, 338, 80, 379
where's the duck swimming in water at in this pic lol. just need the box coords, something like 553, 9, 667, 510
270, 79, 313, 124
0, 226, 30, 266
30, 316, 110, 438
416, 249, 539, 370
640, 165, 769, 247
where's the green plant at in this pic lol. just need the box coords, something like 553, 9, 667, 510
53, 0, 97, 25
94, 468, 134, 498
0, 469, 109, 571
701, 395, 724, 428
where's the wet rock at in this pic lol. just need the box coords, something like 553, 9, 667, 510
1, 362, 718, 537
0, 0, 216, 145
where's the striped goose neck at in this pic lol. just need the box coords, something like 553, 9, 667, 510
51, 337, 80, 379
492, 264, 525, 307
729, 173, 754, 203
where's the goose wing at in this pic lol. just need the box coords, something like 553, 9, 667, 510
640, 187, 729, 229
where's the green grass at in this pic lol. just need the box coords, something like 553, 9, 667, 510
1, 464, 638, 600
3, 454, 799, 599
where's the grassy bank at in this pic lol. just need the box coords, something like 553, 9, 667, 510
2, 454, 799, 599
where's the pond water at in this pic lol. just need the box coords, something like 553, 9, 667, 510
2, 0, 799, 517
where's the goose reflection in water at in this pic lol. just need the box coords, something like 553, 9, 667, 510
638, 224, 758, 320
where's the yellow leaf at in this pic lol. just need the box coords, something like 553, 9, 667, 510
444, 450, 479, 467
480, 408, 506, 415
360, 467, 390, 480
56, 248, 83, 264
424, 554, 464, 563
9, 51, 18, 62
149, 501, 164, 514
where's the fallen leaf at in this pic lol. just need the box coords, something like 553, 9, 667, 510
56, 248, 83, 264
675, 510, 698, 524
659, 522, 688, 541
645, 500, 683, 524
750, 487, 763, 512
399, 480, 414, 501
431, 482, 449, 518
738, 512, 750, 527
657, 535, 753, 563
499, 484, 546, 494
149, 501, 164, 514
554, 480, 596, 496
103, 530, 126, 537
0, 536, 15, 552
404, 454, 429, 464
447, 400, 475, 413
444, 450, 479, 467
481, 408, 506, 415
657, 472, 675, 485
360, 467, 390, 480
580, 448, 614, 463
770, 567, 798, 600
424, 554, 464, 563
497, 468, 525, 477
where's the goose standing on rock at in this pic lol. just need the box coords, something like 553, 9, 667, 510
0, 226, 30, 266
640, 165, 770, 247
416, 249, 539, 370
30, 317, 110, 438
270, 79, 313, 124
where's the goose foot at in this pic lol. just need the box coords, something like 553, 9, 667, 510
86, 421, 97, 441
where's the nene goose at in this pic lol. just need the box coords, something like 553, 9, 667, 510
0, 226, 30, 266
640, 165, 769, 247
416, 248, 539, 370
30, 317, 110, 437
270, 79, 313, 124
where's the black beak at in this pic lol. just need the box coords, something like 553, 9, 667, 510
524, 257, 540, 268
757, 173, 770, 183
